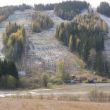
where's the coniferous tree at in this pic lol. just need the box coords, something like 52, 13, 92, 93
68, 35, 73, 51
0, 59, 19, 89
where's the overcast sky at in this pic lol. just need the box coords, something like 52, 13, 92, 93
0, 0, 110, 8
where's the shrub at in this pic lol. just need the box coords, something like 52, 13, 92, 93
6, 75, 18, 89
51, 75, 63, 85
42, 74, 49, 87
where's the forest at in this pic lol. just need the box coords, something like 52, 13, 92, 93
17, 4, 32, 11
32, 12, 54, 33
34, 4, 54, 11
3, 23, 25, 62
0, 4, 31, 23
97, 2, 110, 17
54, 1, 89, 20
55, 12, 110, 77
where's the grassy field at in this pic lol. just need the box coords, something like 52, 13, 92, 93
0, 98, 109, 110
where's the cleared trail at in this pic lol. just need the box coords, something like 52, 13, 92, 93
100, 14, 110, 61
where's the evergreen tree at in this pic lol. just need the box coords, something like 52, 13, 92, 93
0, 59, 19, 89
68, 35, 73, 51
88, 48, 97, 70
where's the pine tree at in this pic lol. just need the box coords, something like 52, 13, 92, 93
68, 35, 73, 51
88, 48, 97, 70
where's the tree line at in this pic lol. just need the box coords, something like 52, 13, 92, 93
32, 12, 54, 33
0, 4, 31, 23
97, 2, 110, 17
34, 4, 55, 11
0, 6, 16, 23
3, 22, 25, 62
17, 4, 32, 11
55, 13, 110, 77
54, 1, 89, 20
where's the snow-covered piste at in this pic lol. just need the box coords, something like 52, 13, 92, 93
100, 13, 110, 60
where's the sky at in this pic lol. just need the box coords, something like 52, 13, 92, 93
0, 0, 110, 8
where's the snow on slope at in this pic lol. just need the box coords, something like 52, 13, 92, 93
99, 14, 110, 60
100, 14, 110, 27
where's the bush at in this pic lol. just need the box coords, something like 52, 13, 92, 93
0, 75, 18, 89
51, 75, 63, 85
61, 72, 70, 83
42, 74, 49, 87
6, 75, 18, 89
47, 83, 53, 89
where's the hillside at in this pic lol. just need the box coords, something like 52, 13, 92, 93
0, 7, 109, 89
55, 12, 109, 77
0, 2, 110, 110
0, 9, 90, 89
26, 10, 84, 72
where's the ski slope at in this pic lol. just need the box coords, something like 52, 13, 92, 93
100, 14, 110, 60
